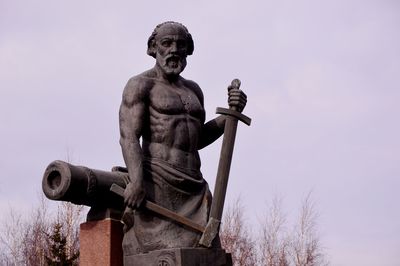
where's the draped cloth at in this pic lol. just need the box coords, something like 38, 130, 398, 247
122, 158, 212, 255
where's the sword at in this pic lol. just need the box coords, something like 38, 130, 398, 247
199, 79, 251, 247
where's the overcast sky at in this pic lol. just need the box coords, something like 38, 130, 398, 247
1, 0, 399, 265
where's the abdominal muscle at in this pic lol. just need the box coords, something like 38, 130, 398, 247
142, 141, 201, 171
142, 112, 203, 171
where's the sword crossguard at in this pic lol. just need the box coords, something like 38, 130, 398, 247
216, 107, 251, 126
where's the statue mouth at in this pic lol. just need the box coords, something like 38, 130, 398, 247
166, 55, 181, 68
159, 54, 187, 75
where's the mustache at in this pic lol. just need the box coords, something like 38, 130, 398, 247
165, 54, 182, 61
162, 55, 187, 69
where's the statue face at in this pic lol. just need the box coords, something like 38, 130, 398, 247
154, 24, 189, 76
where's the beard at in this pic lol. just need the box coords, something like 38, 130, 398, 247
157, 54, 187, 76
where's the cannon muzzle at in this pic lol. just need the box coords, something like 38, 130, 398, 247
42, 160, 128, 211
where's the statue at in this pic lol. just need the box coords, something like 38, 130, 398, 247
42, 21, 250, 265
119, 21, 247, 256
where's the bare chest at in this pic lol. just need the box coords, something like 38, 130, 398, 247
149, 84, 205, 119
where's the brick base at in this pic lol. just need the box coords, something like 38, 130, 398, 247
80, 219, 123, 266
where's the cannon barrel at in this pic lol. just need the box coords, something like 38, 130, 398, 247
42, 160, 128, 211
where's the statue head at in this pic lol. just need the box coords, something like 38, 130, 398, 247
147, 21, 194, 57
147, 22, 194, 76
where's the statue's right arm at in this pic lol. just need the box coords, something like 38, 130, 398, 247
119, 78, 147, 209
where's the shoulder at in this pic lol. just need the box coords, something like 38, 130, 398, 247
122, 71, 155, 105
181, 78, 204, 103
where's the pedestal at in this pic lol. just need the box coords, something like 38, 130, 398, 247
80, 219, 123, 266
124, 248, 232, 266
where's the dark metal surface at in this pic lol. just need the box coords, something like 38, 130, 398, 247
200, 79, 251, 247
42, 160, 127, 210
110, 184, 205, 233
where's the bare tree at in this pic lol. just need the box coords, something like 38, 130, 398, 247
290, 193, 328, 266
23, 197, 52, 265
0, 196, 85, 266
0, 208, 27, 265
220, 198, 257, 266
0, 196, 51, 265
259, 197, 290, 266
56, 202, 84, 261
258, 193, 328, 266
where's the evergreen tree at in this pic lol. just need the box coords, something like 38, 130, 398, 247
45, 222, 79, 266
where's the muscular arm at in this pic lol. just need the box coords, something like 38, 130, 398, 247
119, 77, 148, 208
197, 82, 247, 150
198, 115, 226, 150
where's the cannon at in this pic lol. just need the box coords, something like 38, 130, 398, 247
42, 160, 128, 220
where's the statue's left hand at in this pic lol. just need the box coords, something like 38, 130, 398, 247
228, 84, 247, 113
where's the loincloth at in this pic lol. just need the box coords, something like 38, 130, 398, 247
122, 158, 212, 255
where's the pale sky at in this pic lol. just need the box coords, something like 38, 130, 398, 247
1, 0, 399, 265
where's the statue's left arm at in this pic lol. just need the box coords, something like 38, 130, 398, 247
197, 83, 247, 150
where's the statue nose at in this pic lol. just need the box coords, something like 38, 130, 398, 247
170, 44, 177, 52
169, 42, 179, 53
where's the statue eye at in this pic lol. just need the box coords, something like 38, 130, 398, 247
161, 40, 172, 47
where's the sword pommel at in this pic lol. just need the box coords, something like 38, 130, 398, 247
230, 79, 241, 91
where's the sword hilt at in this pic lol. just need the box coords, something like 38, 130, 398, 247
218, 79, 251, 125
228, 78, 241, 112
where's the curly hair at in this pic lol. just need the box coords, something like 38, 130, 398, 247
147, 21, 194, 58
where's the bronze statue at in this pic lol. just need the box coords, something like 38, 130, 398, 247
119, 21, 247, 255
42, 21, 250, 265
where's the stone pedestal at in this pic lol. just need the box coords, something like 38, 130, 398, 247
80, 219, 123, 266
124, 248, 232, 266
